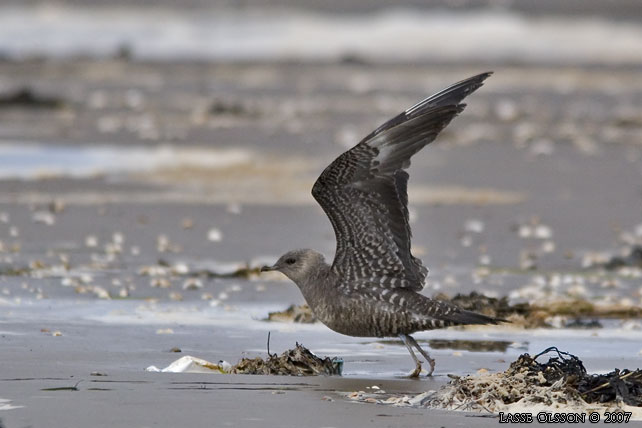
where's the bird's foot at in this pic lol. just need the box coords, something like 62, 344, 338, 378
425, 356, 435, 376
407, 363, 422, 378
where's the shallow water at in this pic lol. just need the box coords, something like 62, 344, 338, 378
1, 5, 642, 64
2, 296, 640, 379
0, 143, 250, 179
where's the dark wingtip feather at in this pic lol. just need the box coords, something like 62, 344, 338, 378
406, 71, 493, 116
361, 72, 492, 145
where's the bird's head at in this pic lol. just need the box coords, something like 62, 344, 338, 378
260, 249, 327, 284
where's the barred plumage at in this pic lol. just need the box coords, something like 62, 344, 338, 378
262, 72, 501, 377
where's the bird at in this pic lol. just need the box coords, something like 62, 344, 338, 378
261, 72, 501, 377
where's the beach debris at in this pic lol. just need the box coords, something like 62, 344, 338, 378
0, 263, 31, 276
74, 284, 110, 299
181, 278, 203, 290
464, 219, 485, 234
621, 320, 642, 331
146, 344, 341, 376
150, 278, 171, 288
266, 304, 317, 323
437, 291, 642, 328
168, 291, 183, 301
232, 343, 342, 376
436, 291, 530, 320
602, 246, 642, 270
146, 356, 232, 374
137, 260, 261, 279
347, 347, 642, 419
563, 318, 603, 329
515, 221, 553, 240
93, 285, 110, 299
519, 249, 538, 270
207, 228, 223, 242
209, 99, 257, 117
45, 198, 65, 213
85, 235, 99, 248
32, 211, 56, 225
429, 347, 642, 411
156, 234, 182, 253
0, 87, 66, 109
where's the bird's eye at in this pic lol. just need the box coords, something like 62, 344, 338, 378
285, 258, 296, 265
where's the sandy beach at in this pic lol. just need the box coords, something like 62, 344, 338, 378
1, 2, 642, 427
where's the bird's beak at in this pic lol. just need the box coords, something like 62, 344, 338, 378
260, 265, 277, 272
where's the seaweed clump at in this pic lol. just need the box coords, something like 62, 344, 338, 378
437, 291, 641, 328
436, 291, 544, 327
438, 291, 531, 319
266, 304, 317, 323
578, 367, 642, 406
508, 347, 642, 406
347, 347, 642, 417
603, 245, 642, 270
0, 87, 66, 109
232, 343, 342, 376
427, 347, 642, 411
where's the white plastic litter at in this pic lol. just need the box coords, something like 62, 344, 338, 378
146, 356, 232, 374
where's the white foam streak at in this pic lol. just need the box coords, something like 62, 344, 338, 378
0, 6, 640, 64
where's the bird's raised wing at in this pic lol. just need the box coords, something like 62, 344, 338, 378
312, 72, 492, 292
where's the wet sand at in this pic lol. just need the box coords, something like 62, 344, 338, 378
3, 301, 641, 427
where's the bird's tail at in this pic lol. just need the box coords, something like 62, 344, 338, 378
453, 309, 507, 325
413, 294, 508, 327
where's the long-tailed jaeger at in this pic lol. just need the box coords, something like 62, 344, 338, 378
261, 72, 501, 376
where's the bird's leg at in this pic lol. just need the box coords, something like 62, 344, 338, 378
406, 334, 435, 376
399, 334, 422, 378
